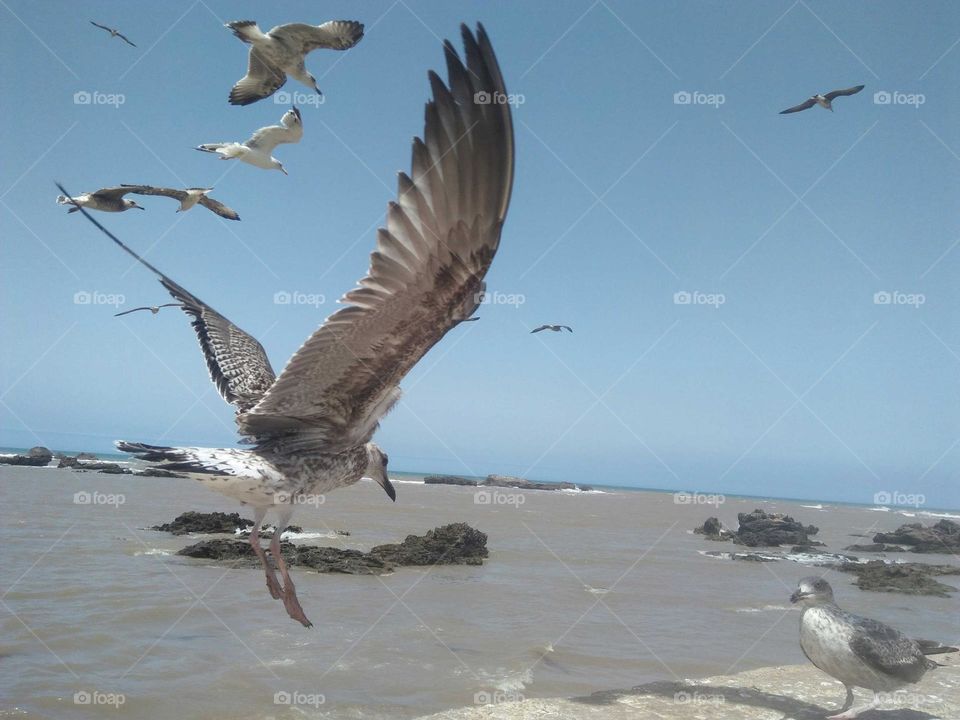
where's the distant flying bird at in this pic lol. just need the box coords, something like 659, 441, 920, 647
114, 304, 183, 317
196, 106, 302, 175
120, 186, 240, 221
57, 187, 145, 213
531, 325, 573, 334
791, 577, 957, 718
226, 19, 364, 105
68, 23, 513, 628
89, 21, 136, 47
779, 85, 865, 114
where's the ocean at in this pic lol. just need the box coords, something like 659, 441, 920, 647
1, 462, 957, 719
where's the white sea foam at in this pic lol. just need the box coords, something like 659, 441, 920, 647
870, 506, 891, 512
916, 511, 960, 520
134, 549, 172, 556
800, 504, 825, 510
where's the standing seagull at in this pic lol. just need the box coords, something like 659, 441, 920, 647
196, 106, 302, 175
67, 23, 513, 628
779, 85, 865, 114
90, 21, 136, 47
119, 185, 240, 221
531, 325, 573, 334
115, 304, 183, 317
56, 187, 145, 213
226, 19, 364, 105
791, 576, 957, 718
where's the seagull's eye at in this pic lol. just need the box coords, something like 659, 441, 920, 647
381, 453, 389, 466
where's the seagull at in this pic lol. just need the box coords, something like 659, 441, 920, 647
114, 304, 183, 317
226, 19, 364, 105
56, 187, 145, 213
66, 23, 513, 628
119, 186, 240, 221
531, 325, 573, 334
90, 21, 136, 47
779, 85, 865, 114
791, 576, 957, 718
196, 107, 302, 175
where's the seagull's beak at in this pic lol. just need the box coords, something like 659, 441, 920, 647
790, 590, 805, 604
374, 470, 396, 502
280, 167, 288, 176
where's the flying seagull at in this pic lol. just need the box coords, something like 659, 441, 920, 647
226, 19, 364, 105
57, 187, 145, 213
115, 304, 183, 317
65, 23, 513, 628
531, 325, 573, 334
791, 576, 957, 718
196, 107, 302, 175
779, 85, 865, 114
90, 21, 136, 47
120, 186, 240, 221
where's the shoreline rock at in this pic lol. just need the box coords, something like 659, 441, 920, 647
835, 559, 960, 597
694, 517, 734, 541
733, 509, 822, 548
153, 511, 253, 535
0, 446, 53, 467
424, 475, 479, 486
873, 519, 960, 554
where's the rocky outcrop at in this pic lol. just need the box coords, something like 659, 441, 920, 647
0, 446, 53, 466
369, 523, 488, 566
694, 517, 734, 541
834, 559, 960, 597
872, 520, 960, 554
235, 525, 303, 539
424, 475, 479, 486
842, 543, 908, 553
732, 509, 822, 548
153, 511, 253, 535
484, 474, 592, 492
135, 467, 186, 479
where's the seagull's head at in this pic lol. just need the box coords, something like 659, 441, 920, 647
790, 576, 834, 606
124, 199, 145, 210
363, 442, 396, 502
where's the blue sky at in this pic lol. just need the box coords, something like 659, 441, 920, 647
1, 1, 958, 507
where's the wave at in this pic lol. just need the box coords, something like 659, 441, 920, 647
800, 504, 825, 510
735, 604, 791, 613
916, 511, 960, 520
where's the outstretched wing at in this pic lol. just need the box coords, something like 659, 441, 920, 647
779, 97, 817, 114
230, 48, 287, 106
120, 184, 188, 202
246, 107, 302, 152
117, 32, 136, 47
269, 21, 364, 54
238, 23, 514, 451
91, 186, 135, 200
197, 195, 241, 221
530, 326, 548, 334
58, 183, 276, 412
824, 84, 865, 101
90, 21, 111, 33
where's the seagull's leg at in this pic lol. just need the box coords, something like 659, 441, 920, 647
826, 690, 876, 719
249, 507, 282, 600
270, 507, 312, 628
840, 686, 854, 712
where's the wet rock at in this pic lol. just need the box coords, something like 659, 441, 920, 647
57, 456, 80, 468
873, 520, 960, 554
834, 559, 960, 597
135, 468, 187, 479
0, 446, 53, 466
483, 474, 588, 491
153, 511, 253, 535
732, 509, 822, 548
702, 550, 779, 562
424, 475, 479, 486
842, 543, 908, 553
76, 452, 98, 461
694, 517, 733, 541
235, 524, 303, 540
370, 523, 488, 566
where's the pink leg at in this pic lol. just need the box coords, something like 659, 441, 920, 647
249, 510, 282, 600
269, 520, 312, 628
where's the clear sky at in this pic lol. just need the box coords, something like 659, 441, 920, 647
1, 1, 958, 508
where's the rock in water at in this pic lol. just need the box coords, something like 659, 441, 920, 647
836, 559, 960, 597
694, 517, 733, 541
733, 508, 822, 547
873, 520, 960, 554
0, 446, 53, 466
424, 475, 479, 486
153, 511, 253, 535
371, 523, 488, 566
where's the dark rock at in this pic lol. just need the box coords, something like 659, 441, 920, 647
153, 511, 253, 535
694, 517, 733, 541
76, 452, 98, 461
57, 456, 80, 468
872, 520, 960, 554
732, 508, 822, 548
370, 523, 488, 566
95, 465, 132, 474
483, 474, 587, 492
336, 530, 350, 536
295, 546, 393, 575
835, 560, 960, 597
702, 550, 779, 562
0, 446, 53, 466
843, 543, 908, 553
135, 468, 187, 479
424, 475, 479, 486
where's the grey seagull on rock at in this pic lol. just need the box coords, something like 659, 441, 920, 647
226, 19, 364, 105
791, 576, 957, 718
65, 23, 514, 628
780, 85, 865, 114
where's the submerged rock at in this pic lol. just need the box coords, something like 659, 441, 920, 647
0, 446, 53, 467
835, 559, 960, 597
733, 509, 822, 548
694, 517, 734, 541
873, 520, 960, 554
153, 511, 253, 535
842, 543, 908, 553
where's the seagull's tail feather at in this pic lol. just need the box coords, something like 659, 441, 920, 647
917, 639, 959, 656
226, 20, 266, 43
197, 143, 243, 158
